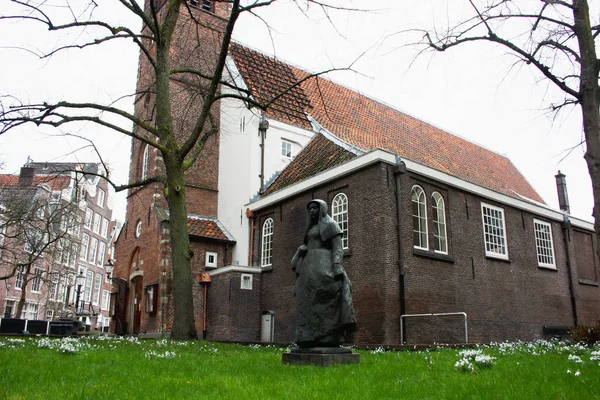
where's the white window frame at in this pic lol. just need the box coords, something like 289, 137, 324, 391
102, 290, 110, 311
97, 188, 105, 208
46, 310, 54, 321
101, 218, 110, 238
141, 144, 150, 180
25, 302, 38, 320
93, 213, 101, 234
432, 192, 448, 254
481, 203, 509, 260
92, 273, 102, 305
97, 242, 106, 266
84, 270, 94, 303
0, 221, 5, 256
15, 266, 25, 290
31, 267, 44, 293
261, 218, 274, 267
332, 193, 349, 249
241, 273, 253, 290
135, 220, 142, 238
533, 219, 556, 269
89, 237, 98, 264
84, 208, 93, 230
281, 140, 293, 159
4, 300, 15, 318
412, 185, 428, 250
205, 252, 218, 268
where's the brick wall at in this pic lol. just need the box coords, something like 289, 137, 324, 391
252, 163, 400, 345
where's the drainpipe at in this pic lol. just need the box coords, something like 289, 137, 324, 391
258, 117, 269, 194
392, 156, 407, 344
197, 273, 212, 340
557, 171, 578, 327
246, 208, 255, 265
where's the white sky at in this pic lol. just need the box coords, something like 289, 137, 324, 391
0, 0, 594, 222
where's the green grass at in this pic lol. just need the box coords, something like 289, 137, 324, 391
0, 337, 599, 399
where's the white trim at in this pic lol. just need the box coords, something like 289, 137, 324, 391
208, 266, 262, 277
533, 218, 556, 268
481, 202, 509, 260
268, 118, 314, 140
246, 149, 594, 231
205, 251, 218, 269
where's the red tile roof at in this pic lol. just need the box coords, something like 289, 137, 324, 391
230, 44, 544, 203
187, 216, 235, 242
0, 174, 71, 191
264, 133, 356, 195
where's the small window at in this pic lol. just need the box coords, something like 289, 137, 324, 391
261, 218, 274, 267
534, 219, 556, 268
26, 303, 38, 320
36, 207, 45, 219
102, 290, 110, 311
281, 140, 293, 159
46, 310, 54, 321
432, 192, 448, 254
412, 186, 428, 250
135, 220, 143, 238
4, 300, 15, 318
332, 193, 349, 249
97, 242, 106, 266
15, 266, 25, 290
89, 238, 99, 264
141, 144, 150, 180
481, 203, 508, 259
97, 188, 106, 207
92, 273, 102, 305
93, 213, 101, 234
80, 233, 90, 260
145, 284, 158, 314
31, 267, 44, 292
205, 251, 218, 268
101, 218, 110, 238
241, 274, 253, 290
84, 208, 93, 229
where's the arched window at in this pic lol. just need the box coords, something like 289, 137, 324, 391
261, 218, 274, 267
141, 144, 150, 180
432, 192, 448, 254
411, 185, 428, 250
332, 193, 349, 249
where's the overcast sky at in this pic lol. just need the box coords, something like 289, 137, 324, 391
0, 0, 594, 222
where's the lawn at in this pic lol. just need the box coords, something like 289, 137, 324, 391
0, 337, 598, 399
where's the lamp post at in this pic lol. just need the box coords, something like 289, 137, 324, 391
75, 271, 85, 315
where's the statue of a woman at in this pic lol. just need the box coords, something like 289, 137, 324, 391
291, 199, 356, 348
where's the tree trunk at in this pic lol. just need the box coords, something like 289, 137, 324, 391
573, 1, 600, 256
164, 154, 197, 340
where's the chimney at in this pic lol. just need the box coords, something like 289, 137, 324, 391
555, 170, 570, 214
18, 167, 35, 187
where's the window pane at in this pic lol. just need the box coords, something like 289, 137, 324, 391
332, 193, 349, 249
412, 186, 428, 249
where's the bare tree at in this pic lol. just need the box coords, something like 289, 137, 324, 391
0, 180, 82, 318
0, 0, 353, 339
413, 0, 600, 249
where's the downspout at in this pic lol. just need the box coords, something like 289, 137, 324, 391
246, 208, 255, 265
555, 171, 578, 327
561, 214, 579, 327
392, 157, 407, 344
258, 117, 269, 194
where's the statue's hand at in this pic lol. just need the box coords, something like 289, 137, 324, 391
333, 263, 344, 279
298, 244, 308, 257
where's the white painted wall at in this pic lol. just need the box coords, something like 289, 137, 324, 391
218, 57, 314, 266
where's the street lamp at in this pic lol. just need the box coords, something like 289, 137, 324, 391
75, 271, 85, 314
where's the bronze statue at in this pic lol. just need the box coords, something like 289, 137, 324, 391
291, 199, 356, 348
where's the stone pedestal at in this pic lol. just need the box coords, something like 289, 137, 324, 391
282, 347, 360, 367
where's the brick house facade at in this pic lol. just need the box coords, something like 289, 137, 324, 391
0, 162, 115, 331
111, 1, 600, 344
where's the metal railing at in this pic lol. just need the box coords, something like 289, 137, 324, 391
400, 312, 468, 344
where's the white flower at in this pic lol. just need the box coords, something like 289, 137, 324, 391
575, 371, 581, 377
